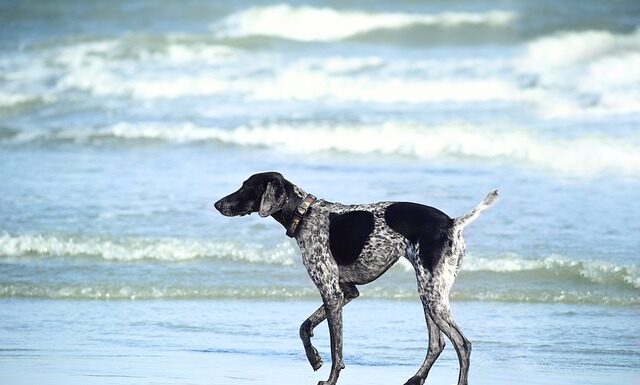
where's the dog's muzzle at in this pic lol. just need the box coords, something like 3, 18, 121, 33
214, 199, 250, 217
214, 199, 233, 216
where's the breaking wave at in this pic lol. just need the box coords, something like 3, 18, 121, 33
393, 253, 640, 291
1, 232, 638, 305
0, 233, 297, 265
0, 284, 319, 301
4, 122, 638, 176
463, 254, 640, 290
213, 4, 516, 42
518, 28, 640, 117
2, 28, 639, 119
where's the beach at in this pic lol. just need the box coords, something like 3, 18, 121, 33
2, 299, 638, 385
1, 0, 639, 384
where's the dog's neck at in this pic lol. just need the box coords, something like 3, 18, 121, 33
270, 181, 307, 234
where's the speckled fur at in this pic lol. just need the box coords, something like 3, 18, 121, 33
215, 173, 498, 385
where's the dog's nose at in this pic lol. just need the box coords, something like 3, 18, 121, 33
214, 200, 222, 211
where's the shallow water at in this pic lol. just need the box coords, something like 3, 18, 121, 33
1, 0, 639, 383
1, 299, 638, 385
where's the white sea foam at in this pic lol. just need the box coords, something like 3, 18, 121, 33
10, 31, 639, 118
0, 233, 297, 265
518, 28, 640, 117
0, 92, 39, 107
15, 36, 510, 104
4, 233, 637, 290
2, 26, 639, 130
48, 44, 515, 103
51, 38, 238, 67
0, 284, 320, 300
522, 29, 640, 70
6, 121, 640, 176
249, 66, 515, 103
50, 39, 240, 98
214, 4, 516, 41
1, 283, 637, 304
394, 253, 640, 290
451, 289, 639, 306
1, 233, 637, 302
162, 42, 239, 64
463, 254, 640, 289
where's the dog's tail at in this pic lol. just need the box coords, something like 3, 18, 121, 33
453, 189, 499, 230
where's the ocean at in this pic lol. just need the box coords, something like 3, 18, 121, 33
1, 1, 639, 384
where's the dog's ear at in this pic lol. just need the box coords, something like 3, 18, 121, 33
259, 179, 286, 217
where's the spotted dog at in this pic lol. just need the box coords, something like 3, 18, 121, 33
214, 172, 498, 385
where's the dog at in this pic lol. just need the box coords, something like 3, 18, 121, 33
214, 172, 498, 385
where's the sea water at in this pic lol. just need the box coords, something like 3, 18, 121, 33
1, 1, 639, 384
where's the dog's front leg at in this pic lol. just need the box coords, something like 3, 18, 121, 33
300, 251, 345, 384
298, 220, 346, 385
300, 284, 359, 371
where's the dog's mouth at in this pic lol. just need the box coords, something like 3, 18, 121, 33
215, 204, 251, 217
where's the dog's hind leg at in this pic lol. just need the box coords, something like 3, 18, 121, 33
404, 306, 446, 385
300, 284, 359, 371
428, 300, 471, 385
404, 244, 447, 385
420, 244, 471, 385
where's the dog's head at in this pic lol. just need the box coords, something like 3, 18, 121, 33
214, 172, 287, 217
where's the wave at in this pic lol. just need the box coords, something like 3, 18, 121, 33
3, 233, 638, 288
0, 284, 320, 300
249, 70, 515, 104
523, 28, 640, 70
1, 232, 638, 300
24, 40, 513, 102
462, 254, 640, 290
518, 28, 640, 118
213, 4, 516, 42
0, 92, 44, 108
63, 67, 515, 103
0, 233, 297, 265
0, 37, 242, 106
394, 254, 640, 291
450, 289, 639, 306
3, 30, 639, 118
5, 121, 638, 176
50, 39, 239, 99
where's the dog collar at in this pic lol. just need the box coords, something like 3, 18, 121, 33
286, 194, 316, 237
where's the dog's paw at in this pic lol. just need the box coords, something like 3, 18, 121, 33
403, 376, 424, 385
305, 346, 323, 371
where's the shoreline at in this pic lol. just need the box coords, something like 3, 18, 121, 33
1, 298, 638, 385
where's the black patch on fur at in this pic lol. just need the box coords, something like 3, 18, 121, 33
329, 211, 374, 266
385, 202, 453, 272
